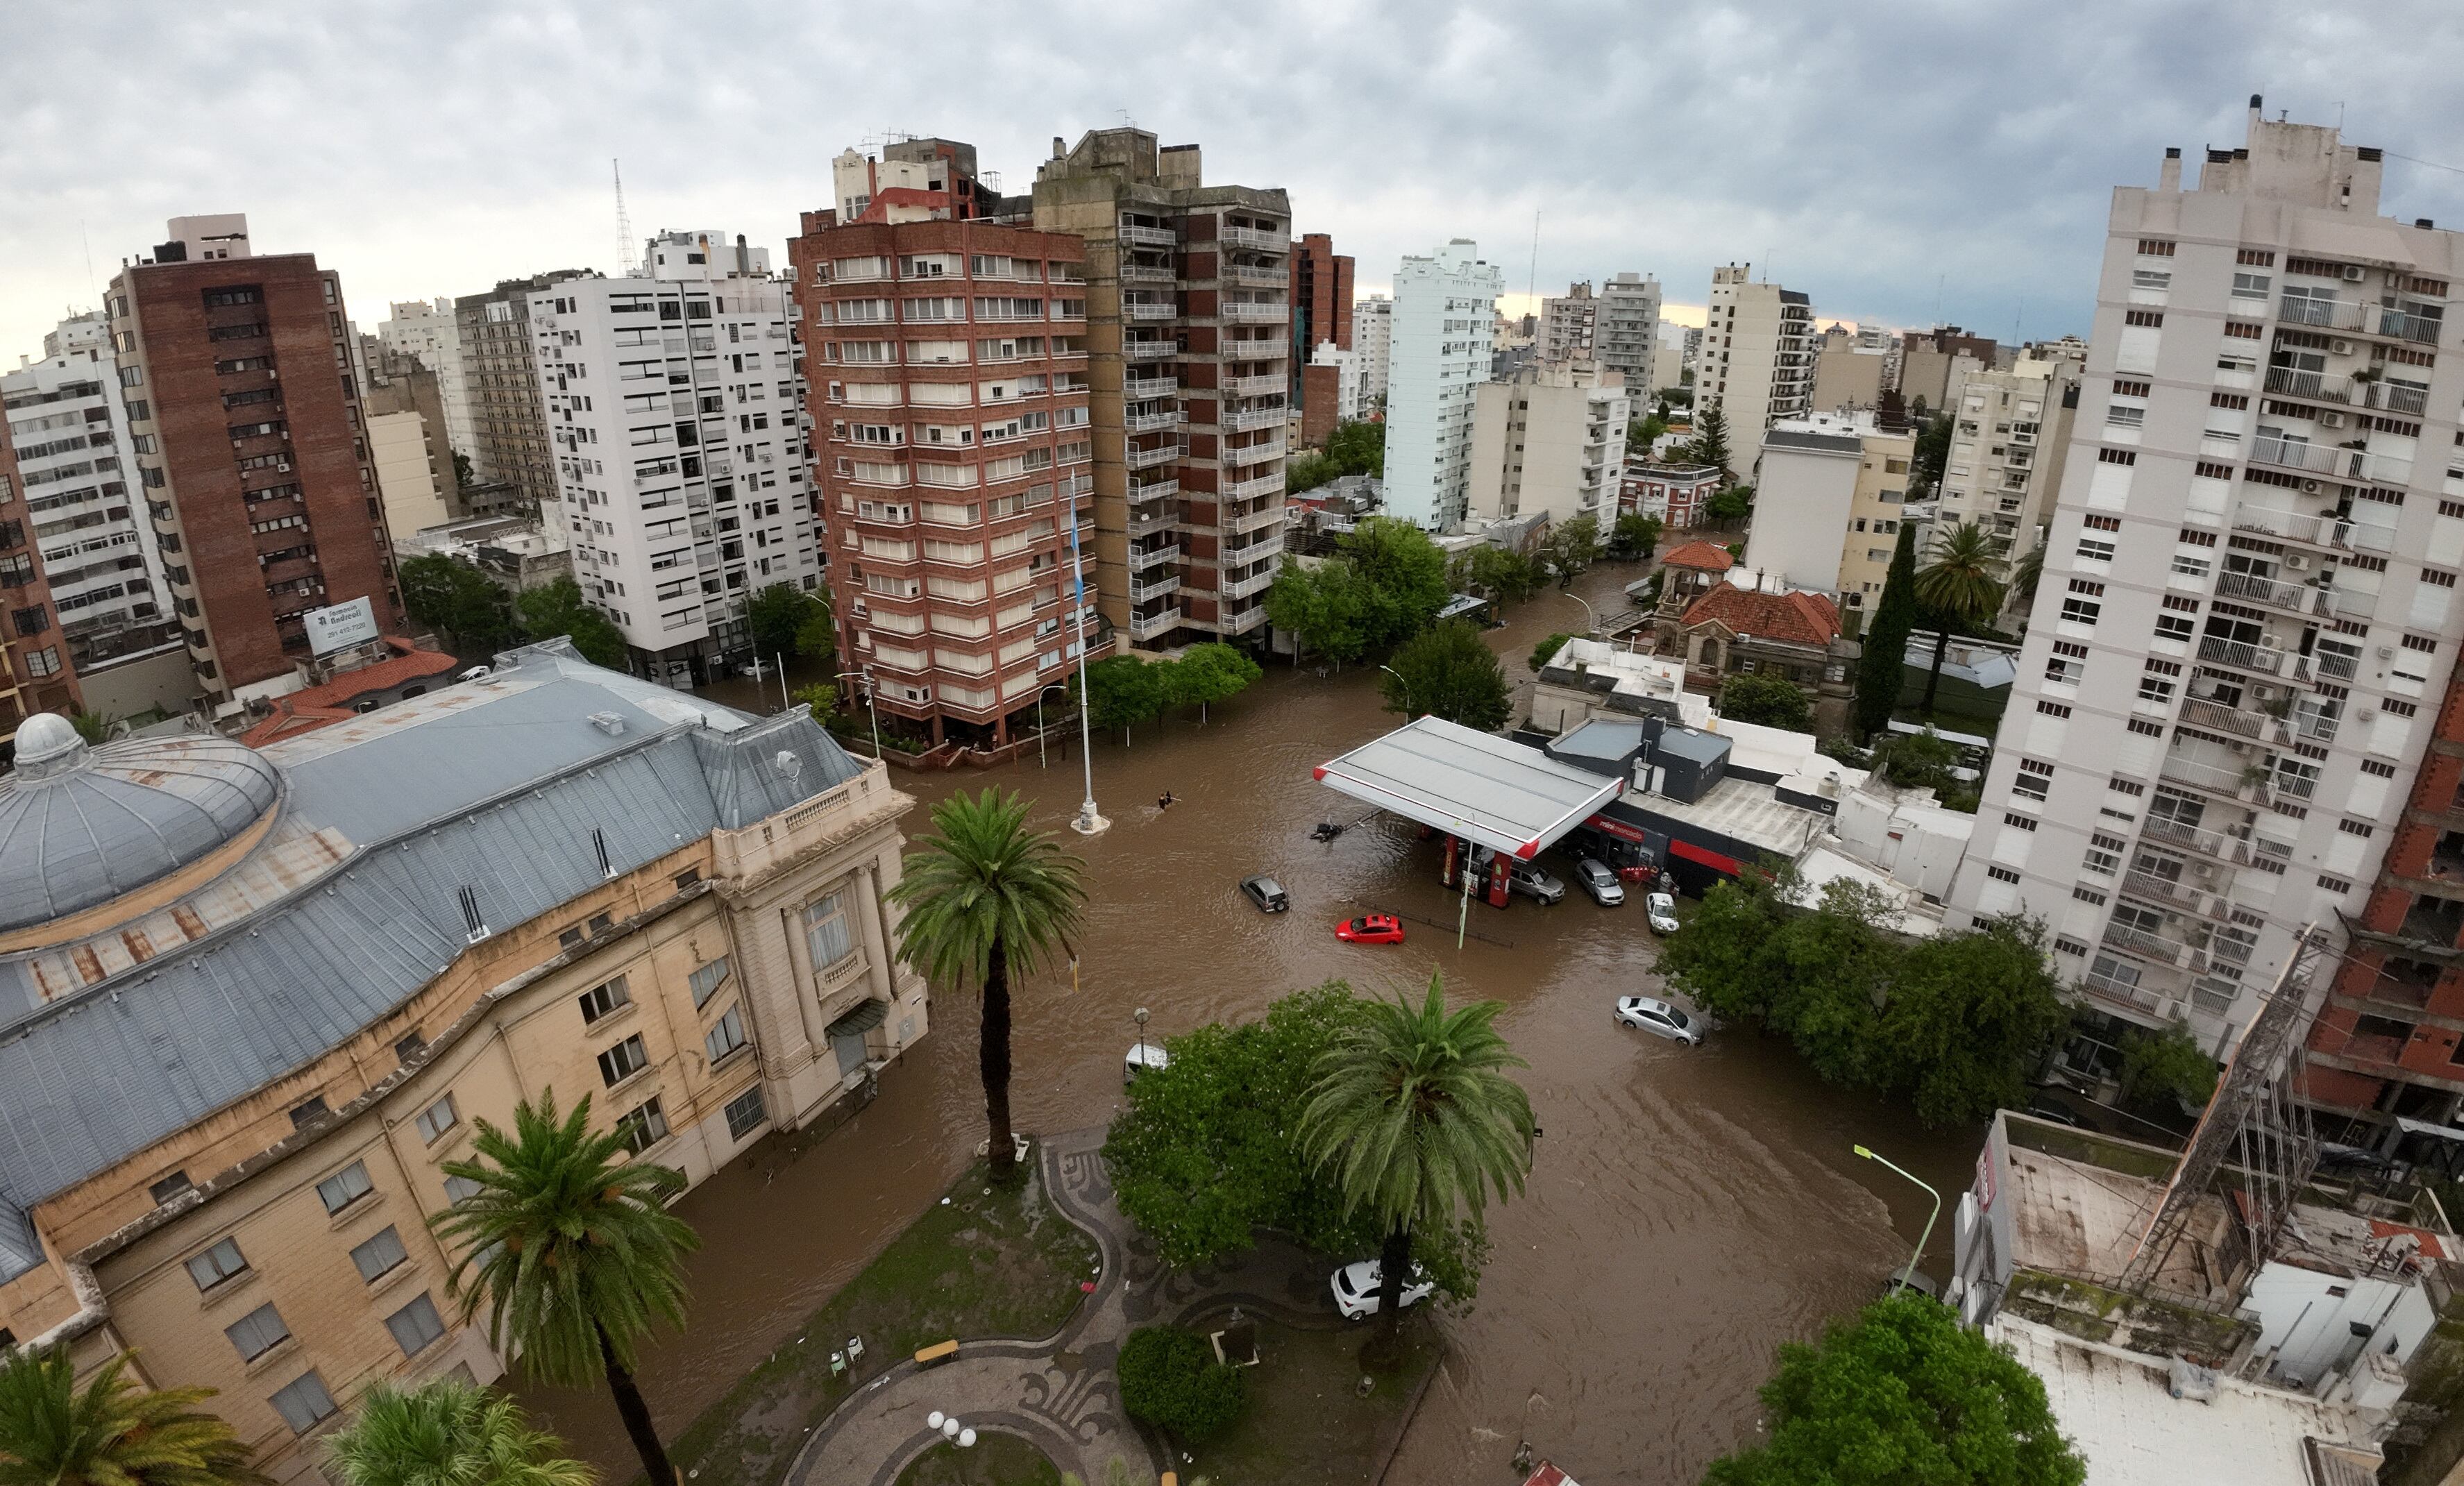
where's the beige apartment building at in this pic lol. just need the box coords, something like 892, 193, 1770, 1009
1741, 411, 1915, 630
1466, 363, 1630, 526
0, 642, 925, 1479
1932, 346, 2085, 609
1698, 264, 1813, 440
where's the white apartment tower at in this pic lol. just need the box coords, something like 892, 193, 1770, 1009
1934, 346, 2086, 564
1700, 264, 1813, 443
1596, 272, 1664, 393
1385, 242, 1501, 530
530, 229, 820, 686
1354, 294, 1393, 411
377, 298, 476, 468
1947, 100, 2464, 1052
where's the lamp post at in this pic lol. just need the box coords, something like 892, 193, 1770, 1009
1134, 1006, 1149, 1073
1064, 491, 1108, 835
1378, 664, 1415, 718
835, 668, 881, 759
1853, 1143, 1941, 1294
1566, 591, 1597, 636
1036, 683, 1072, 770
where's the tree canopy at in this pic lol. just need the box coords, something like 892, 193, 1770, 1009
1078, 655, 1171, 743
1611, 512, 1662, 560
1529, 632, 1575, 673
400, 553, 516, 655
1542, 512, 1603, 586
745, 582, 831, 665
1288, 419, 1386, 495
1914, 521, 2009, 711
1717, 671, 1813, 732
1379, 618, 1512, 731
1909, 412, 1955, 498
515, 577, 628, 669
1164, 642, 1264, 723
1265, 516, 1451, 664
2118, 1023, 2219, 1115
323, 1378, 593, 1486
1704, 1292, 2085, 1486
0, 1346, 265, 1486
1854, 522, 1921, 740
1687, 405, 1735, 477
1451, 544, 1544, 609
1703, 482, 1755, 525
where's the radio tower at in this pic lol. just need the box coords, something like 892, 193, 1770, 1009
612, 159, 636, 278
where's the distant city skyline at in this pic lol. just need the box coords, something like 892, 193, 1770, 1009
4, 3, 2463, 358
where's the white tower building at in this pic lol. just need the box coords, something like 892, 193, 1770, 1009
1384, 242, 1501, 530
377, 298, 476, 468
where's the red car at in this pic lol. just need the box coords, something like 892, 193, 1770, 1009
1335, 913, 1406, 945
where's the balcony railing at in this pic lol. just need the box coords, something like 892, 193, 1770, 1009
1222, 406, 1286, 432
2231, 501, 2396, 554
1128, 543, 1181, 572
1217, 604, 1269, 635
1220, 567, 1277, 600
1126, 441, 1180, 471
1127, 510, 1176, 539
1220, 301, 1288, 323
1129, 572, 1183, 602
1224, 437, 1285, 467
2366, 380, 2431, 415
2265, 367, 2355, 405
2179, 695, 2285, 743
1124, 339, 1176, 360
2141, 807, 2256, 864
2123, 870, 2220, 918
1128, 606, 1181, 638
1124, 301, 1178, 321
1221, 226, 1288, 252
2212, 570, 2313, 614
1125, 411, 1181, 434
1123, 375, 1178, 400
1127, 478, 1180, 505
1120, 224, 1176, 248
1119, 263, 1175, 282
1222, 473, 1284, 500
2103, 918, 2210, 972
1226, 503, 1285, 535
2082, 963, 2172, 1015
2196, 634, 2299, 678
2279, 296, 2370, 332
1227, 373, 1285, 396
1225, 264, 1286, 287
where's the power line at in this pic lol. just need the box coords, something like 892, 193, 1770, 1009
2383, 150, 2464, 178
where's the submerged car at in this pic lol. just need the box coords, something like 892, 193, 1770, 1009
1574, 858, 1626, 906
1335, 913, 1407, 945
1331, 1260, 1435, 1321
1614, 995, 1704, 1046
1645, 891, 1682, 934
1240, 875, 1291, 913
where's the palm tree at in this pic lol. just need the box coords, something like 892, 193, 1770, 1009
2008, 541, 2045, 610
0, 1344, 266, 1486
888, 787, 1088, 1183
430, 1092, 697, 1486
1297, 973, 1535, 1361
326, 1379, 593, 1486
1912, 521, 2009, 713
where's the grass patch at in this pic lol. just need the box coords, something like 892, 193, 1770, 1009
665, 1158, 1100, 1486
1179, 1316, 1440, 1486
894, 1433, 1062, 1486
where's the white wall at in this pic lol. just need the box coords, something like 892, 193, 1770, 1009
1384, 242, 1500, 530
2245, 1261, 2433, 1387
1742, 438, 1859, 592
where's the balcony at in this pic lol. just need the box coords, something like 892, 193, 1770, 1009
1128, 606, 1182, 639
1222, 406, 1286, 432
1127, 478, 1180, 505
2083, 961, 2174, 1017
1227, 373, 1285, 396
2279, 296, 2371, 332
1218, 604, 1269, 636
1124, 339, 1177, 361
1124, 301, 1177, 321
2250, 435, 2412, 487
2196, 634, 2301, 679
1222, 473, 1284, 500
2102, 917, 2210, 973
1221, 226, 1288, 252
1220, 301, 1288, 323
1119, 224, 1176, 248
1120, 262, 1175, 282
1127, 509, 1176, 539
2141, 807, 2256, 865
1125, 411, 1182, 434
1223, 437, 1286, 467
2178, 695, 2286, 744
2264, 367, 2354, 405
1226, 503, 1285, 535
1220, 566, 1277, 600
1123, 375, 1177, 400
2365, 380, 2431, 416
1127, 543, 1181, 571
1221, 529, 1284, 566
2212, 569, 2314, 614
1225, 264, 1286, 288
1126, 441, 1179, 471
2231, 500, 2396, 554
2122, 870, 2222, 919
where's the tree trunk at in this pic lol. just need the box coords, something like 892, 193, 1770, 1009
1921, 625, 1950, 712
982, 937, 1015, 1182
598, 1322, 675, 1486
1372, 1222, 1413, 1364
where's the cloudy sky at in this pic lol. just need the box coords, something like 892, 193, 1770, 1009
7, 1, 2464, 361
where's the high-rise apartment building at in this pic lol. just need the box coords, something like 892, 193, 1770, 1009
1538, 281, 1597, 365
1699, 264, 1813, 442
1290, 232, 1354, 366
1466, 363, 1630, 526
1355, 294, 1393, 412
1946, 101, 2464, 1059
1595, 272, 1663, 393
1933, 346, 2086, 560
376, 298, 475, 466
1741, 412, 1914, 627
362, 346, 455, 539
1385, 241, 1501, 530
457, 269, 598, 528
534, 230, 819, 687
3, 315, 178, 676
0, 429, 80, 740
795, 171, 1108, 745
106, 214, 404, 705
1033, 128, 1292, 648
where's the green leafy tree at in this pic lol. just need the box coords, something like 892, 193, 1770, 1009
1703, 1292, 2084, 1486
887, 788, 1088, 1183
792, 682, 841, 732
1879, 915, 2073, 1126
1855, 523, 1921, 739
1717, 671, 1813, 731
1324, 419, 1386, 478
429, 1092, 698, 1486
2118, 1023, 2220, 1115
400, 552, 516, 654
0, 1345, 266, 1486
1542, 512, 1603, 586
744, 582, 822, 664
1767, 880, 1907, 1092
1166, 642, 1262, 723
1657, 870, 1800, 1025
1610, 512, 1662, 560
1378, 619, 1511, 731
516, 577, 628, 669
1687, 404, 1735, 477
1298, 973, 1534, 1361
1914, 521, 2009, 712
324, 1378, 593, 1486
1285, 450, 1337, 495
1703, 482, 1754, 525
67, 709, 112, 745
1343, 516, 1451, 649
1528, 632, 1575, 673
1117, 1327, 1247, 1444
1265, 559, 1372, 668
1453, 544, 1542, 607
1079, 655, 1169, 744
1867, 728, 1963, 793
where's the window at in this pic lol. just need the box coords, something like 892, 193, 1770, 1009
2170, 552, 2211, 580
577, 974, 632, 1024
316, 1162, 373, 1215
150, 1171, 194, 1206
705, 1006, 749, 1064
226, 1303, 290, 1362
725, 1086, 768, 1140
2109, 776, 2147, 797
2340, 819, 2376, 838
1987, 866, 2022, 884
385, 1293, 448, 1358
2060, 593, 2102, 625
2320, 875, 2354, 895
442, 1175, 483, 1204
2004, 812, 2040, 829
689, 956, 732, 1008
2123, 310, 2163, 328
2037, 701, 2073, 718
2098, 448, 2137, 465
598, 1034, 649, 1087
2077, 535, 2117, 563
2073, 886, 2107, 905
2106, 404, 2146, 428
2084, 843, 2121, 876
2136, 239, 2177, 257
351, 1226, 410, 1283
615, 1097, 670, 1155
395, 1031, 427, 1065
269, 1372, 338, 1435
2154, 610, 2195, 642
2054, 936, 2090, 957
802, 890, 855, 971
2012, 773, 2050, 802
2110, 381, 2151, 399
289, 1096, 329, 1130
414, 1093, 458, 1145
185, 1238, 248, 1292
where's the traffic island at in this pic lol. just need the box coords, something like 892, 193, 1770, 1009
1173, 1310, 1444, 1486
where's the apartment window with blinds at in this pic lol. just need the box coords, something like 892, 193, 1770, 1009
385, 1293, 447, 1358
704, 1005, 749, 1065
689, 956, 732, 1008
226, 1303, 291, 1362
802, 890, 856, 972
351, 1226, 409, 1283
269, 1372, 337, 1435
316, 1162, 373, 1215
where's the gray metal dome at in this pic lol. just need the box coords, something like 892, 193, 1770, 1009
0, 718, 281, 932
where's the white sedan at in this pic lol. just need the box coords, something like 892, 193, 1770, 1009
1646, 891, 1682, 935
1331, 1259, 1435, 1320
1615, 995, 1704, 1046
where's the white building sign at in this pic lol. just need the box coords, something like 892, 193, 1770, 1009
304, 596, 380, 656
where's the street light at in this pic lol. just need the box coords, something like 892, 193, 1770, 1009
1853, 1143, 1941, 1295
1378, 664, 1414, 718
835, 668, 881, 759
1134, 1006, 1149, 1071
1063, 491, 1108, 835
1565, 591, 1597, 636
1035, 683, 1072, 770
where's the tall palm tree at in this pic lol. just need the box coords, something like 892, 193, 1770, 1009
326, 1379, 594, 1486
0, 1345, 266, 1486
1297, 974, 1535, 1360
1912, 521, 2009, 713
430, 1092, 697, 1486
888, 787, 1088, 1183
2008, 541, 2045, 610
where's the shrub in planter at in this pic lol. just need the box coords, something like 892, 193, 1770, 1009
1117, 1324, 1246, 1442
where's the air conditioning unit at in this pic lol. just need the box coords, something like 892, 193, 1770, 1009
2302, 479, 2323, 494
2343, 265, 2368, 282
2191, 861, 2218, 880
2331, 339, 2356, 356
2319, 412, 2348, 428
2283, 553, 2311, 571
276, 461, 290, 472
2358, 707, 2379, 723
2378, 644, 2397, 659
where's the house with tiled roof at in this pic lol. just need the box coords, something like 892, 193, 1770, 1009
1655, 572, 1858, 736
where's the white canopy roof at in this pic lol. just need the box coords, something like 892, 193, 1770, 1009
1314, 716, 1624, 860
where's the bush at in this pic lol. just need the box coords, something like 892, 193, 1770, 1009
1530, 632, 1574, 673
1117, 1325, 1245, 1442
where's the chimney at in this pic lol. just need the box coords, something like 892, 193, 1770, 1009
2159, 147, 2182, 192
2248, 92, 2264, 137
736, 233, 750, 274
1052, 135, 1065, 160
2417, 219, 2436, 230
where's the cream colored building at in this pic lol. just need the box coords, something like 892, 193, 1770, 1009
0, 642, 926, 1478
1699, 264, 1813, 439
1467, 363, 1630, 527
1934, 346, 2086, 573
1742, 411, 1914, 629
365, 409, 448, 537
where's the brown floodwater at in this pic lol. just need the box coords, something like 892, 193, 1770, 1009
516, 565, 1982, 1485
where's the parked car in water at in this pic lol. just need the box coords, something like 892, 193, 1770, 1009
1240, 875, 1290, 913
1645, 892, 1682, 934
1507, 861, 1565, 905
1335, 913, 1407, 945
1614, 995, 1705, 1046
1124, 1042, 1170, 1088
1331, 1259, 1435, 1321
1574, 858, 1625, 906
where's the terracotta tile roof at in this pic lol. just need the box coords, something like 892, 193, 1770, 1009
1678, 584, 1840, 647
1660, 539, 1736, 573
237, 638, 459, 748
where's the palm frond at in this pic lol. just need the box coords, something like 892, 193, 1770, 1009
0, 1345, 268, 1486
326, 1378, 596, 1486
886, 786, 1088, 991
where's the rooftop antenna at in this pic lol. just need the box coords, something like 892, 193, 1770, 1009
1526, 208, 1540, 319
612, 159, 636, 278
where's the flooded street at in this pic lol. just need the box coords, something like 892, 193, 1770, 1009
518, 563, 1984, 1485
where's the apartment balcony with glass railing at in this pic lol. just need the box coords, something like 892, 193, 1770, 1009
2156, 752, 2265, 810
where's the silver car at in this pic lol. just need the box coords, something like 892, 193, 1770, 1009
1615, 995, 1704, 1046
1575, 858, 1625, 906
1507, 861, 1565, 905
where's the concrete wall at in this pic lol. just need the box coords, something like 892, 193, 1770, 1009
74, 648, 196, 721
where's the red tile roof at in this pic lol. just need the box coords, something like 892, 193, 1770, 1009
1660, 539, 1736, 573
237, 638, 459, 748
1678, 584, 1840, 647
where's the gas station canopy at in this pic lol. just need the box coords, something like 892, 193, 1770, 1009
1313, 716, 1626, 860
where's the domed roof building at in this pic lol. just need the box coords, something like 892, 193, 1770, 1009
0, 714, 281, 933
